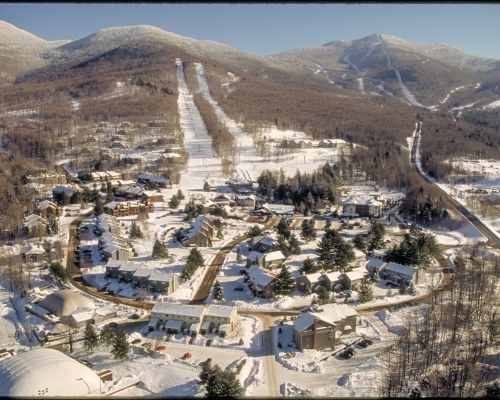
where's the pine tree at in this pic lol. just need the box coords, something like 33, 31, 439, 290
288, 233, 301, 256
187, 247, 204, 269
300, 219, 317, 242
203, 181, 211, 192
129, 221, 144, 239
317, 229, 355, 272
358, 282, 374, 303
318, 286, 331, 305
274, 265, 295, 295
168, 195, 180, 209
301, 257, 319, 274
82, 321, 99, 354
94, 190, 104, 215
353, 234, 366, 252
111, 331, 130, 361
276, 218, 291, 240
176, 189, 185, 201
248, 225, 262, 238
236, 246, 242, 262
213, 281, 224, 302
152, 239, 169, 260
367, 221, 386, 252
99, 325, 115, 349
199, 358, 213, 385
204, 364, 244, 398
181, 264, 194, 281
370, 268, 380, 282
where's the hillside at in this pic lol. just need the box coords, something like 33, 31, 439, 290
0, 21, 499, 233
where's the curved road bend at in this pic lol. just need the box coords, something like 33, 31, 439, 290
190, 215, 281, 304
410, 122, 500, 248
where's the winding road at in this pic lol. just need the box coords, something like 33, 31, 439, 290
410, 121, 500, 248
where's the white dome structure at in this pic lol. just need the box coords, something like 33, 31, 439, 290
39, 289, 94, 317
0, 348, 102, 396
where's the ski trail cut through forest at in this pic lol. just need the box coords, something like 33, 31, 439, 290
175, 58, 224, 190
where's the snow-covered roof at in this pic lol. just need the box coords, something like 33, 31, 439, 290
0, 348, 102, 396
302, 272, 323, 283
152, 303, 205, 319
68, 309, 94, 323
343, 270, 365, 281
133, 268, 152, 278
259, 250, 285, 262
206, 304, 235, 319
40, 290, 94, 317
149, 271, 173, 282
366, 258, 386, 270
165, 320, 183, 330
294, 313, 315, 333
22, 243, 45, 255
384, 262, 417, 277
118, 263, 139, 273
322, 271, 343, 282
247, 265, 275, 287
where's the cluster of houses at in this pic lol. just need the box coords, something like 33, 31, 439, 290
23, 200, 60, 237
180, 215, 217, 247
279, 138, 348, 150
149, 302, 237, 337
104, 260, 178, 296
78, 214, 131, 265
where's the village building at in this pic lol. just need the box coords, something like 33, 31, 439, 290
202, 305, 238, 336
379, 261, 425, 286
182, 216, 215, 247
250, 236, 279, 253
95, 214, 121, 236
318, 138, 347, 149
39, 290, 94, 318
150, 303, 207, 335
257, 250, 286, 269
21, 243, 45, 263
147, 271, 178, 295
321, 271, 344, 292
150, 303, 237, 336
26, 173, 66, 186
246, 265, 275, 298
342, 196, 383, 218
103, 199, 153, 218
137, 173, 167, 188
293, 303, 358, 351
296, 272, 325, 293
342, 269, 367, 291
23, 214, 47, 237
35, 200, 59, 218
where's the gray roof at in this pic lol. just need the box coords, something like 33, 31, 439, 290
384, 262, 417, 277
247, 265, 275, 287
206, 304, 235, 319
152, 303, 205, 319
149, 271, 174, 282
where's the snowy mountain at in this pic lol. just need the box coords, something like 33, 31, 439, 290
268, 33, 500, 108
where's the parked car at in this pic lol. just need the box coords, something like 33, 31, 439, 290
358, 338, 374, 348
131, 338, 141, 345
339, 347, 356, 359
129, 313, 140, 320
180, 352, 192, 360
108, 322, 118, 328
155, 345, 166, 351
234, 286, 244, 291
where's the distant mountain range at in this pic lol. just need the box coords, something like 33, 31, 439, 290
1, 20, 499, 116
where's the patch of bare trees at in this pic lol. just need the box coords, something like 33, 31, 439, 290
380, 245, 500, 397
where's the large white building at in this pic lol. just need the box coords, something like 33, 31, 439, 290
0, 348, 102, 396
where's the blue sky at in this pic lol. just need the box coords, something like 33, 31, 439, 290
1, 3, 499, 59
